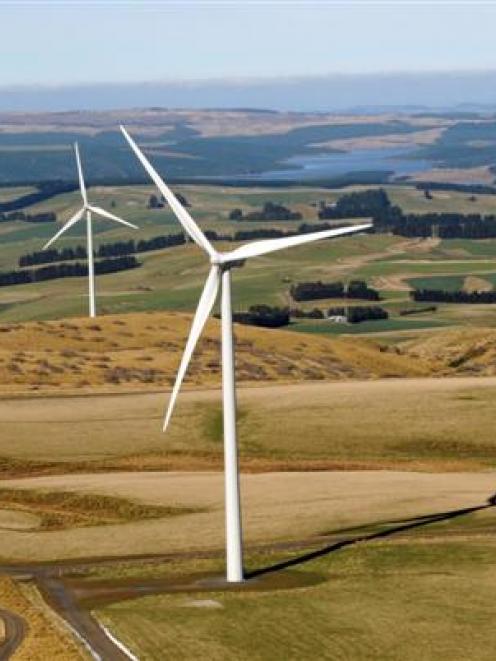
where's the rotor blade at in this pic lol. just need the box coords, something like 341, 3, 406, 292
42, 207, 85, 250
87, 205, 138, 229
74, 143, 87, 205
221, 223, 372, 262
120, 125, 216, 258
163, 265, 220, 432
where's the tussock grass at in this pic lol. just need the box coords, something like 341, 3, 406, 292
0, 310, 432, 393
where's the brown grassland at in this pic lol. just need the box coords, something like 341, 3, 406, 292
0, 311, 432, 394
0, 576, 87, 660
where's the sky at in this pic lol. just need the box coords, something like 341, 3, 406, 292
1, 1, 496, 88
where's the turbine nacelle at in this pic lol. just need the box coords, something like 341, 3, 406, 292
211, 253, 245, 269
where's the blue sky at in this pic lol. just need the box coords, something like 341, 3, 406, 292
1, 1, 496, 87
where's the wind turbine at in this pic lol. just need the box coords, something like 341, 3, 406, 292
42, 143, 138, 318
121, 125, 372, 583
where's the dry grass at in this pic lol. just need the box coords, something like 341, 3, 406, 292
0, 310, 433, 393
0, 469, 494, 563
411, 165, 495, 184
317, 127, 443, 150
1, 377, 496, 471
402, 327, 496, 374
0, 108, 427, 139
0, 488, 197, 531
463, 276, 493, 292
0, 576, 87, 660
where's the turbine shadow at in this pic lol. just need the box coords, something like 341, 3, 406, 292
245, 493, 496, 580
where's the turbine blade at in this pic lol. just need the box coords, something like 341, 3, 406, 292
74, 143, 87, 205
42, 207, 85, 250
222, 223, 372, 262
120, 125, 216, 258
163, 265, 220, 432
87, 205, 138, 229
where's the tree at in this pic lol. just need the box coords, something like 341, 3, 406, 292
148, 194, 163, 209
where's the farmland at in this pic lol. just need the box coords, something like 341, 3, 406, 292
1, 174, 496, 659
1, 180, 496, 340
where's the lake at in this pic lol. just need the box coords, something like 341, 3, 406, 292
246, 147, 433, 181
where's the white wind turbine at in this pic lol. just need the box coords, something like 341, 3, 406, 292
121, 125, 372, 583
42, 143, 138, 318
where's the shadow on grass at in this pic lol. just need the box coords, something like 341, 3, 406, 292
246, 493, 496, 580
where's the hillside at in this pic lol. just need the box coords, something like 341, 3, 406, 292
402, 327, 496, 375
0, 311, 432, 393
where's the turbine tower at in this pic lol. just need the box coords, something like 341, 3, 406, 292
42, 143, 138, 318
121, 125, 372, 583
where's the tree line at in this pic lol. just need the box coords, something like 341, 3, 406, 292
18, 223, 349, 268
148, 193, 190, 209
318, 187, 496, 239
0, 211, 56, 224
231, 304, 290, 328
229, 201, 302, 222
18, 233, 187, 267
290, 279, 380, 302
411, 288, 496, 304
0, 256, 140, 288
0, 181, 77, 213
327, 305, 389, 323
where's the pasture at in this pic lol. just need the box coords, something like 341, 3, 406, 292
0, 182, 496, 340
1, 180, 496, 659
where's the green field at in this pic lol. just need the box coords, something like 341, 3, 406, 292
2, 181, 496, 339
96, 529, 496, 661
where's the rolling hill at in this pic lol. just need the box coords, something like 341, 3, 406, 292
0, 311, 432, 394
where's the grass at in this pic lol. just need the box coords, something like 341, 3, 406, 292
0, 310, 431, 394
440, 238, 496, 257
1, 181, 496, 339
94, 510, 496, 661
0, 576, 88, 660
1, 378, 496, 471
0, 487, 197, 531
386, 184, 496, 215
292, 317, 448, 335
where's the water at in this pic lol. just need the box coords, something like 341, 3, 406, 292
194, 147, 433, 183
248, 147, 433, 182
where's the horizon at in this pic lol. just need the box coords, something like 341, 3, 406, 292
2, 69, 496, 114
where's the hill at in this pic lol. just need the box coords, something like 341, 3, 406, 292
0, 311, 432, 393
402, 327, 496, 375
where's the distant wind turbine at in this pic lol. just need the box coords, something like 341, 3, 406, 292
42, 143, 138, 317
121, 125, 372, 583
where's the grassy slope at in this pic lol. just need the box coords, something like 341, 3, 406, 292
1, 469, 495, 562
1, 377, 496, 471
96, 528, 496, 661
0, 310, 429, 394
